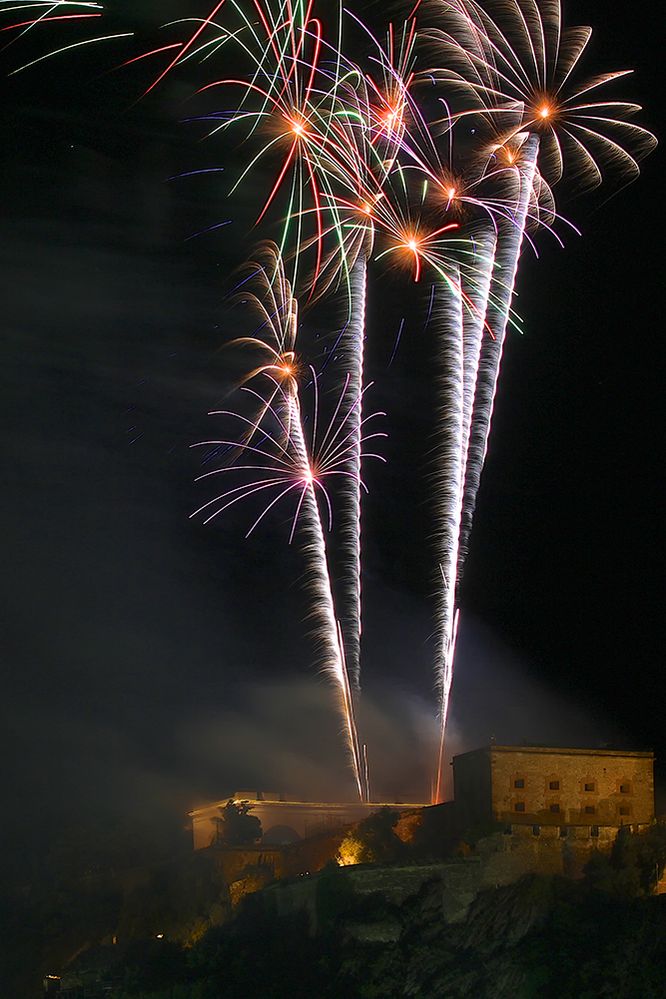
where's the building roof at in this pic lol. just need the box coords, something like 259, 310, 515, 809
189, 798, 429, 818
454, 745, 654, 761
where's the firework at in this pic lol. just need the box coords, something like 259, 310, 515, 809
427, 0, 656, 188
191, 246, 385, 798
457, 134, 539, 579
182, 1, 381, 296
320, 19, 420, 691
426, 0, 655, 583
131, 3, 394, 785
1, 1, 131, 76
347, 150, 495, 804
419, 1, 655, 790
337, 139, 497, 799
123, 1, 356, 292
429, 222, 495, 802
334, 254, 367, 691
101, 0, 654, 804
432, 263, 464, 802
269, 18, 425, 691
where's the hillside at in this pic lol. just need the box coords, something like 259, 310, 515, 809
10, 815, 666, 998
56, 866, 666, 999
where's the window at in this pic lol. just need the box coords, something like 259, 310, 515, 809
559, 826, 568, 839
514, 778, 525, 789
514, 802, 526, 812
619, 784, 631, 794
584, 805, 596, 815
584, 782, 595, 792
532, 825, 541, 837
591, 825, 600, 837
549, 803, 560, 813
619, 806, 631, 816
549, 780, 560, 790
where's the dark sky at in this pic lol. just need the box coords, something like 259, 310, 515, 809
0, 2, 662, 863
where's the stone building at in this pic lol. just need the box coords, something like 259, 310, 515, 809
452, 744, 655, 834
186, 746, 657, 895
189, 746, 654, 860
190, 792, 428, 850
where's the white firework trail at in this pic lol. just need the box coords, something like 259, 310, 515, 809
458, 133, 539, 577
336, 253, 367, 692
432, 261, 464, 801
190, 250, 375, 799
460, 226, 498, 493
429, 229, 495, 800
435, 606, 460, 802
285, 372, 367, 801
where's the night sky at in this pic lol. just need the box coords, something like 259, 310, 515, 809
1, 2, 662, 867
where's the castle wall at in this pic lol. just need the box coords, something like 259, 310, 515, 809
487, 746, 654, 827
191, 797, 427, 850
477, 825, 621, 884
452, 748, 493, 826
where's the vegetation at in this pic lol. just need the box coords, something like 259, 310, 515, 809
54, 868, 666, 999
228, 862, 274, 906
5, 816, 666, 997
337, 807, 404, 866
583, 821, 666, 896
214, 800, 262, 846
35, 821, 665, 999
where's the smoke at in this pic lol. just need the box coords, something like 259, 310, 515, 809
0, 608, 647, 884
176, 677, 439, 806
176, 613, 626, 808
443, 614, 630, 797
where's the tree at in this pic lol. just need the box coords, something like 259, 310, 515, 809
584, 821, 666, 897
337, 808, 403, 866
215, 801, 262, 846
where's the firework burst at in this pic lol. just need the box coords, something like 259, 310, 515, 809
97, 0, 655, 803
1, 0, 131, 75
426, 0, 656, 188
191, 247, 385, 798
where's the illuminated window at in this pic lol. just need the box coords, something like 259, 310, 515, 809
584, 782, 595, 792
584, 805, 596, 815
514, 802, 526, 812
549, 780, 560, 790
514, 778, 525, 789
619, 784, 631, 794
549, 803, 560, 813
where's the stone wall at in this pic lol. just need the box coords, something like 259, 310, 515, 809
207, 845, 286, 883
477, 825, 620, 885
264, 858, 484, 934
346, 860, 482, 922
258, 823, 633, 938
489, 747, 654, 827
453, 746, 654, 830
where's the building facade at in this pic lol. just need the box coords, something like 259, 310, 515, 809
190, 792, 428, 850
452, 745, 655, 833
